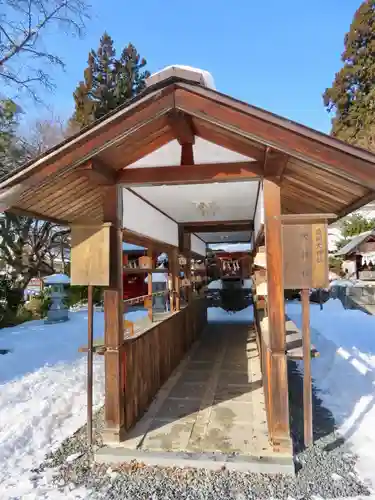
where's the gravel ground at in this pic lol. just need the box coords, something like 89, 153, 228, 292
31, 361, 372, 499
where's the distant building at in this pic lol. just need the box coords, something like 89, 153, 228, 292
336, 230, 375, 279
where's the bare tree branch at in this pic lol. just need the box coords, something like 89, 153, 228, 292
0, 0, 90, 101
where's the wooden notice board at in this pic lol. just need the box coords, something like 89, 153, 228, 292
282, 222, 329, 290
71, 224, 111, 286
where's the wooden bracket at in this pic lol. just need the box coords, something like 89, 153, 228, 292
78, 159, 116, 186
168, 110, 195, 145
264, 147, 289, 184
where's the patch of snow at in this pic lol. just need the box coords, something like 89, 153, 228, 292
331, 472, 343, 481
147, 64, 216, 90
65, 452, 83, 463
207, 279, 223, 290
287, 298, 375, 489
208, 306, 254, 324
207, 279, 252, 290
243, 278, 253, 289
43, 273, 70, 285
0, 307, 148, 498
144, 264, 168, 283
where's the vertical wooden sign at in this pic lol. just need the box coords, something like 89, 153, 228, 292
71, 224, 111, 286
282, 222, 329, 290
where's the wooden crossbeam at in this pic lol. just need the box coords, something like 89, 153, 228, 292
182, 220, 253, 233
117, 161, 262, 186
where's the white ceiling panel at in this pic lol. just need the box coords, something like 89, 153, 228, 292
197, 231, 251, 243
133, 181, 259, 223
127, 137, 255, 168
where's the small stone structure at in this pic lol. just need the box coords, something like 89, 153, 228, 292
43, 274, 70, 323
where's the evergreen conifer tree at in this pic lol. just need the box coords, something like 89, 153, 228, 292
72, 33, 150, 128
323, 1, 375, 151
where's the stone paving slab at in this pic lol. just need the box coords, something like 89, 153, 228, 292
104, 320, 293, 473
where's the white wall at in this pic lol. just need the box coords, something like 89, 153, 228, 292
254, 182, 264, 238
191, 234, 206, 257
122, 188, 178, 247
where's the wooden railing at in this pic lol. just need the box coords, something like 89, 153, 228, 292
123, 298, 207, 431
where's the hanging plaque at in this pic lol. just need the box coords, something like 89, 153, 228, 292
282, 222, 329, 290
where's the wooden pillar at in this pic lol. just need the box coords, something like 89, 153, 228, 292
173, 249, 181, 311
263, 179, 290, 449
147, 247, 153, 320
185, 233, 192, 302
301, 288, 313, 446
103, 185, 126, 443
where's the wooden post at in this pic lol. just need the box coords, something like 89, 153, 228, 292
174, 249, 180, 311
87, 284, 94, 446
301, 288, 313, 447
147, 247, 153, 320
185, 233, 192, 302
103, 185, 126, 443
263, 179, 290, 450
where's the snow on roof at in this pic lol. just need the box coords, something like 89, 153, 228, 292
336, 230, 375, 256
146, 65, 215, 90
43, 274, 71, 285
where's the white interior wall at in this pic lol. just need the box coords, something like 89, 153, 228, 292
191, 234, 206, 257
254, 182, 264, 238
122, 189, 178, 247
127, 138, 255, 169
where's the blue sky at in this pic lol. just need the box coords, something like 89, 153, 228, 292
32, 0, 358, 133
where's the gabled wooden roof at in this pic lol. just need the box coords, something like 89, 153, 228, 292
1, 76, 375, 224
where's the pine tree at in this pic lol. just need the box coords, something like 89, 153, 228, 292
323, 0, 375, 151
72, 33, 150, 128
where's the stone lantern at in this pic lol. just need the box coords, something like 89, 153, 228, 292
43, 273, 70, 323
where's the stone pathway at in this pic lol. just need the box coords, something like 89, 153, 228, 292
112, 323, 284, 458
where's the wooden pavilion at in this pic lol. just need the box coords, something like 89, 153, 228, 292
1, 66, 375, 457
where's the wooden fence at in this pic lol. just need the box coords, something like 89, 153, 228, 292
123, 298, 207, 430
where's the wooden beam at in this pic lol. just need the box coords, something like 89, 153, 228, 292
122, 228, 176, 253
336, 190, 375, 219
102, 185, 126, 443
175, 85, 375, 189
78, 160, 116, 186
118, 161, 262, 186
281, 213, 336, 225
1, 88, 175, 192
263, 179, 290, 450
168, 110, 195, 145
193, 118, 266, 161
181, 143, 194, 165
183, 220, 253, 233
264, 147, 289, 183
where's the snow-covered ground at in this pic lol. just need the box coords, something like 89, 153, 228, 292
207, 305, 254, 323
207, 278, 253, 290
2, 298, 375, 498
0, 307, 147, 499
288, 298, 375, 491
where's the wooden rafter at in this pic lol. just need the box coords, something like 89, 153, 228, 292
117, 161, 262, 186
193, 118, 266, 161
174, 85, 375, 189
168, 110, 195, 145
